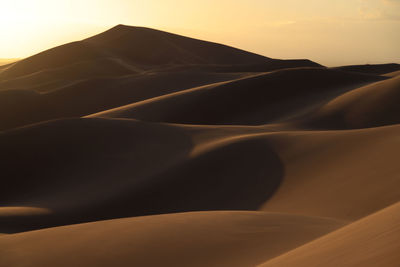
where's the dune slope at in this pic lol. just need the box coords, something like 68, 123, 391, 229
304, 75, 400, 129
260, 202, 400, 267
261, 124, 400, 221
0, 71, 246, 130
0, 118, 283, 232
90, 68, 384, 125
0, 211, 344, 267
0, 25, 320, 82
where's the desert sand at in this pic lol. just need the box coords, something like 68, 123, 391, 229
0, 59, 19, 67
1, 25, 400, 266
259, 202, 400, 267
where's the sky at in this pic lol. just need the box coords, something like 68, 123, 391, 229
0, 0, 399, 66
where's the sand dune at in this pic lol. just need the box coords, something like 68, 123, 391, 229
0, 211, 344, 267
259, 202, 400, 267
84, 25, 271, 66
0, 118, 191, 232
90, 68, 384, 125
304, 75, 400, 129
384, 70, 400, 77
2, 25, 399, 266
0, 41, 108, 80
3, 117, 400, 232
0, 25, 322, 130
261, 124, 400, 221
0, 57, 136, 92
85, 25, 321, 70
0, 71, 246, 130
1, 118, 284, 232
0, 59, 19, 68
0, 25, 319, 82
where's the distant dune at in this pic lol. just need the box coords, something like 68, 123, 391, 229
0, 25, 320, 81
1, 25, 400, 267
333, 63, 400, 75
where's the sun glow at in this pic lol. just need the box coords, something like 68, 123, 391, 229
1, 0, 399, 65
0, 0, 153, 58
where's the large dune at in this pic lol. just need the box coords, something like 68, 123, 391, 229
0, 25, 322, 131
0, 25, 320, 82
1, 24, 399, 266
0, 118, 283, 232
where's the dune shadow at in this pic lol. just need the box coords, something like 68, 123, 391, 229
1, 135, 284, 233
83, 137, 284, 220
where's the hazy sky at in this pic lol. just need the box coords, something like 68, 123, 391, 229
1, 0, 399, 66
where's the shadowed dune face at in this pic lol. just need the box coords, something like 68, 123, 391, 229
0, 118, 191, 231
0, 58, 137, 92
91, 68, 385, 125
0, 118, 283, 233
0, 66, 240, 93
0, 71, 245, 131
94, 137, 283, 214
0, 211, 344, 267
1, 66, 384, 131
0, 42, 107, 80
0, 118, 193, 201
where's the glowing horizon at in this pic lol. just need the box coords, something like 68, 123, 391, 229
1, 0, 399, 66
